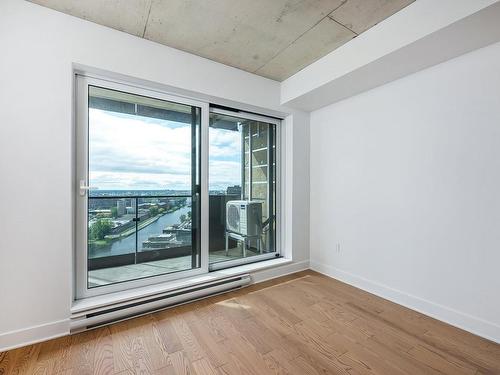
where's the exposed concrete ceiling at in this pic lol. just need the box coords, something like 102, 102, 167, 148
29, 0, 414, 81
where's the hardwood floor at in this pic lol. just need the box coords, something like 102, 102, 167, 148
1, 270, 499, 374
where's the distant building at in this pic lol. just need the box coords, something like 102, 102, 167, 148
226, 185, 241, 196
117, 199, 126, 216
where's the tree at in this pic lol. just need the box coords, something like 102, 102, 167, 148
110, 207, 118, 218
149, 205, 159, 217
180, 214, 186, 223
90, 219, 112, 240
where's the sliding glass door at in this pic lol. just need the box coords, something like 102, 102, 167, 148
75, 76, 208, 298
208, 109, 279, 269
76, 75, 280, 299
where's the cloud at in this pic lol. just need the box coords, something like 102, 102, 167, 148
89, 109, 191, 176
209, 160, 241, 190
209, 127, 241, 159
89, 109, 243, 190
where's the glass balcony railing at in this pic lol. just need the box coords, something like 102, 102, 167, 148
87, 194, 275, 287
87, 194, 197, 287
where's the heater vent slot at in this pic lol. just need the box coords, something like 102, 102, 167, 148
71, 274, 251, 333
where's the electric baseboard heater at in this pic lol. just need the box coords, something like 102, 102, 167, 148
70, 274, 251, 333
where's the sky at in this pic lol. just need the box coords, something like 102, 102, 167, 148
89, 109, 241, 191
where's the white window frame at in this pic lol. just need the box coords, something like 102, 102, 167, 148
74, 73, 283, 300
75, 75, 209, 299
208, 107, 282, 271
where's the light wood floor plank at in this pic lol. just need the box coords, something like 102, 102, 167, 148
1, 270, 499, 375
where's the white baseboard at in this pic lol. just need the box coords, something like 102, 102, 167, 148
0, 260, 309, 352
4, 260, 496, 351
310, 261, 500, 344
251, 259, 310, 284
0, 319, 70, 352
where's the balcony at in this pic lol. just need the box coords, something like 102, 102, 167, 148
87, 194, 267, 288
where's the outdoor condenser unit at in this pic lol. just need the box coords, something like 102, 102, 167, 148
226, 200, 262, 236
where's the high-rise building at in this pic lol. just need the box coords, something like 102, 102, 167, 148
116, 199, 126, 216
226, 185, 241, 196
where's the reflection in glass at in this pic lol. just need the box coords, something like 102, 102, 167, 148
86, 86, 200, 288
209, 112, 276, 266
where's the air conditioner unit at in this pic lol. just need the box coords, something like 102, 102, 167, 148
226, 200, 262, 236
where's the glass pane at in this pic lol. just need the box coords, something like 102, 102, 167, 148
138, 196, 195, 268
87, 86, 200, 288
209, 112, 276, 266
87, 197, 138, 287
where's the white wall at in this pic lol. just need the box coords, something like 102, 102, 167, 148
285, 111, 311, 263
0, 0, 310, 349
310, 41, 500, 342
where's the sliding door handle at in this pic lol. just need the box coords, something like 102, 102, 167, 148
79, 180, 98, 196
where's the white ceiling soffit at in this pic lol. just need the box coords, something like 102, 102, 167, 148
281, 0, 500, 111
28, 0, 414, 82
